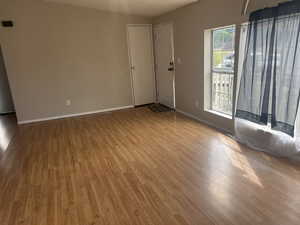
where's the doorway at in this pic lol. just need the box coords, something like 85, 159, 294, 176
0, 45, 17, 152
154, 23, 176, 109
0, 46, 15, 115
127, 25, 156, 106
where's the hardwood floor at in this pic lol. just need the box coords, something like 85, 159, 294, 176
0, 107, 300, 225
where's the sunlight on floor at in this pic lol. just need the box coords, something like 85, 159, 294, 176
229, 150, 263, 187
218, 134, 264, 188
208, 180, 232, 207
0, 122, 10, 152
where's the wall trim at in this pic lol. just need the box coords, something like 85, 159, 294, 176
176, 108, 232, 135
18, 105, 134, 125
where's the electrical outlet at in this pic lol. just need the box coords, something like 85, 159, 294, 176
195, 100, 200, 108
177, 57, 182, 64
66, 100, 71, 106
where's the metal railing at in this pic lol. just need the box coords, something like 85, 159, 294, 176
211, 71, 234, 115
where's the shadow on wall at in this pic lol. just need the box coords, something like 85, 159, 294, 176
0, 45, 15, 114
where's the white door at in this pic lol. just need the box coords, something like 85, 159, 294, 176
154, 23, 175, 108
127, 25, 156, 106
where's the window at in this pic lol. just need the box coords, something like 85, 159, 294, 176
208, 26, 236, 116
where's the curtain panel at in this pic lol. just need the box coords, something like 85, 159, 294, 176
236, 1, 300, 137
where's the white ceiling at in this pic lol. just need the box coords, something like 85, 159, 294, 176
45, 0, 198, 17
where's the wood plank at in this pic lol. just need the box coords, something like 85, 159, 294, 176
0, 107, 299, 225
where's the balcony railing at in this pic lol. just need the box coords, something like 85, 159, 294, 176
211, 71, 234, 115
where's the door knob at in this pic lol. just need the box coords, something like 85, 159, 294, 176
168, 61, 174, 71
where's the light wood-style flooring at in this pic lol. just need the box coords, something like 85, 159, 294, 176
0, 107, 300, 225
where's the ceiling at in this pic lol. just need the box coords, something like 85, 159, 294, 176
45, 0, 198, 17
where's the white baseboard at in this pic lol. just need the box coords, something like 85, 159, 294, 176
176, 108, 232, 135
18, 105, 134, 125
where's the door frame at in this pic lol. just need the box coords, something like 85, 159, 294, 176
153, 22, 176, 108
126, 24, 156, 106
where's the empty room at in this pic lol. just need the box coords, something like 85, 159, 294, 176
1, 0, 300, 224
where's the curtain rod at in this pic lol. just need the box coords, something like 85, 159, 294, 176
241, 12, 300, 28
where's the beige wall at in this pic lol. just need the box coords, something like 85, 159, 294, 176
153, 0, 285, 133
0, 0, 150, 122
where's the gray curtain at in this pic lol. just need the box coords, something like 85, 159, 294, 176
236, 1, 300, 137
